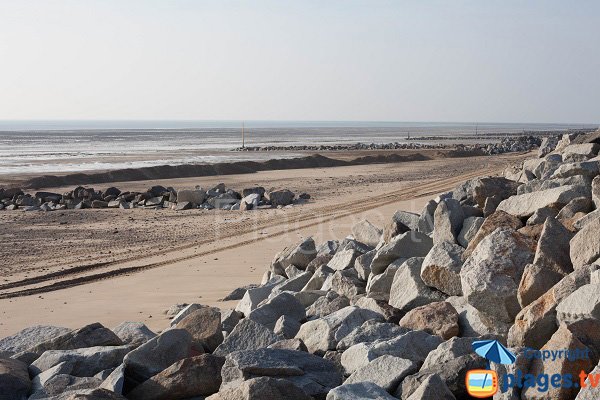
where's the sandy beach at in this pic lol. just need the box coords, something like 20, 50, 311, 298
0, 150, 529, 336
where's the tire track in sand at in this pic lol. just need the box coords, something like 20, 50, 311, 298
0, 165, 507, 299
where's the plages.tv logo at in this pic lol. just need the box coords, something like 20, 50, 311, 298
466, 339, 516, 398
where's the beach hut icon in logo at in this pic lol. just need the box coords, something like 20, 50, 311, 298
467, 339, 516, 398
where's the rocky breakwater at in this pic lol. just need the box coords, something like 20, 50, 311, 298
1, 128, 600, 399
233, 134, 549, 155
0, 184, 309, 212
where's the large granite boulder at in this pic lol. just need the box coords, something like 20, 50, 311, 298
127, 354, 225, 400
123, 329, 192, 383
220, 348, 342, 399
461, 228, 535, 323
214, 319, 280, 356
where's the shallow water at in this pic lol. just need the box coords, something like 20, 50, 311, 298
0, 121, 592, 174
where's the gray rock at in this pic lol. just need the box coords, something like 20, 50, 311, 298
533, 217, 574, 275
176, 189, 206, 205
388, 257, 446, 312
497, 184, 591, 218
453, 176, 520, 208
30, 345, 130, 378
327, 382, 397, 400
169, 303, 206, 326
0, 358, 31, 400
306, 293, 350, 319
127, 354, 224, 400
571, 214, 600, 269
345, 355, 417, 393
302, 265, 334, 291
99, 364, 124, 394
341, 330, 443, 375
24, 323, 123, 359
285, 265, 304, 279
221, 309, 241, 334
383, 210, 420, 242
175, 307, 224, 353
445, 296, 509, 338
29, 374, 102, 399
270, 272, 313, 297
527, 206, 559, 225
538, 136, 559, 157
336, 320, 408, 351
593, 175, 600, 209
271, 237, 317, 273
274, 315, 302, 339
111, 322, 155, 348
214, 318, 280, 356
0, 325, 70, 356
370, 232, 433, 275
557, 196, 593, 219
366, 260, 401, 301
328, 248, 360, 271
355, 250, 375, 281
123, 328, 192, 383
240, 193, 261, 210
266, 189, 295, 206
220, 348, 342, 399
551, 160, 600, 180
235, 276, 286, 316
221, 285, 258, 301
292, 290, 328, 307
417, 199, 437, 235
464, 210, 523, 257
405, 374, 456, 400
321, 270, 366, 299
317, 240, 339, 256
556, 283, 600, 325
574, 209, 600, 230
351, 219, 382, 247
295, 306, 383, 354
457, 216, 484, 248
268, 338, 308, 352
508, 264, 596, 348
461, 228, 535, 323
433, 199, 464, 244
353, 297, 403, 324
420, 241, 464, 296
248, 292, 305, 330
210, 376, 312, 400
562, 143, 600, 158
174, 201, 191, 210
517, 263, 564, 308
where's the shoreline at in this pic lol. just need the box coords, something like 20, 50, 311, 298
2, 133, 548, 190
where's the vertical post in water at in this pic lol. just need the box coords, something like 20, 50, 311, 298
242, 121, 245, 148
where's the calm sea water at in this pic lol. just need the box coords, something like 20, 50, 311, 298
0, 120, 595, 175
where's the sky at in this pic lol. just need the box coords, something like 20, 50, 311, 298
0, 0, 598, 123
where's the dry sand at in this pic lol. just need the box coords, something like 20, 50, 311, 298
0, 151, 529, 336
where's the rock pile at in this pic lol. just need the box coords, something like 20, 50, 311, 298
0, 184, 307, 212
233, 132, 589, 156
1, 128, 600, 399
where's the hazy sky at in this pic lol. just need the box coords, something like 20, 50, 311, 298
0, 0, 598, 123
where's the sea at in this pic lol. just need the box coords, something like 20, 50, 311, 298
0, 120, 595, 175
